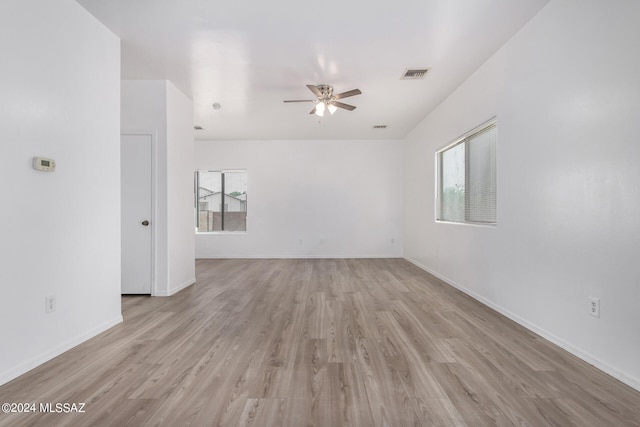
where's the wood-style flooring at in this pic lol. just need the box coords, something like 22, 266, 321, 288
1, 258, 639, 426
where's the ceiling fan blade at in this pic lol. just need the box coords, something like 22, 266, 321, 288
331, 101, 356, 111
306, 84, 322, 97
283, 100, 315, 103
309, 106, 318, 115
334, 89, 361, 99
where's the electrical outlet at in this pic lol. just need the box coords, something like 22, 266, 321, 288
589, 297, 600, 318
45, 295, 56, 314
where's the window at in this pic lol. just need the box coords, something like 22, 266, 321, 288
437, 120, 496, 225
195, 170, 247, 232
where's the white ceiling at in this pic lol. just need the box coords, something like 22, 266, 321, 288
76, 0, 549, 140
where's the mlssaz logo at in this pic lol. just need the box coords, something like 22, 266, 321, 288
39, 402, 86, 413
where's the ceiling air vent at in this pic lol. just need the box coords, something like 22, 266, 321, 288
401, 68, 430, 80
373, 125, 388, 129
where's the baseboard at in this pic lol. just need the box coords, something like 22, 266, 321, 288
195, 254, 404, 259
404, 257, 640, 393
0, 315, 123, 387
155, 277, 196, 297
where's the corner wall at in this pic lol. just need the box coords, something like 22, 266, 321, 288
404, 0, 640, 390
166, 84, 196, 293
0, 0, 122, 385
195, 139, 404, 258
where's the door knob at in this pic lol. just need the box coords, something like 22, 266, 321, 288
141, 220, 149, 226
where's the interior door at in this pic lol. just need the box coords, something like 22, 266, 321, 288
121, 134, 153, 294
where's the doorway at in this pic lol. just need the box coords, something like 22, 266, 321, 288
120, 133, 154, 294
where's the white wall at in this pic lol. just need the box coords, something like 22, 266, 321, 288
121, 80, 195, 296
0, 0, 122, 385
404, 0, 640, 390
166, 83, 196, 293
195, 140, 403, 258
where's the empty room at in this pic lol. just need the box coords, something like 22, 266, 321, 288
1, 0, 639, 426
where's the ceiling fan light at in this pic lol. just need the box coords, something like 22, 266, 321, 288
327, 103, 337, 114
315, 102, 326, 116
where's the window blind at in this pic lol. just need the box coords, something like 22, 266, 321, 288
437, 121, 496, 225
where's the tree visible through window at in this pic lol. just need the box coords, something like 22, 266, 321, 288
195, 170, 247, 232
437, 121, 496, 225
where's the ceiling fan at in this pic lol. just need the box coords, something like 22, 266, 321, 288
283, 84, 362, 116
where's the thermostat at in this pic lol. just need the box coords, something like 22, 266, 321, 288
33, 157, 56, 172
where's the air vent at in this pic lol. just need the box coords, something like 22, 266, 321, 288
194, 126, 203, 130
373, 125, 388, 129
401, 68, 430, 80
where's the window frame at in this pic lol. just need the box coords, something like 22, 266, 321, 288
194, 169, 247, 233
435, 118, 497, 227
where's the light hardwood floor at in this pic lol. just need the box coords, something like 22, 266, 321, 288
1, 258, 639, 426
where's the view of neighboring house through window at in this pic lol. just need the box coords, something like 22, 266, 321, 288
437, 120, 496, 225
195, 170, 247, 232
